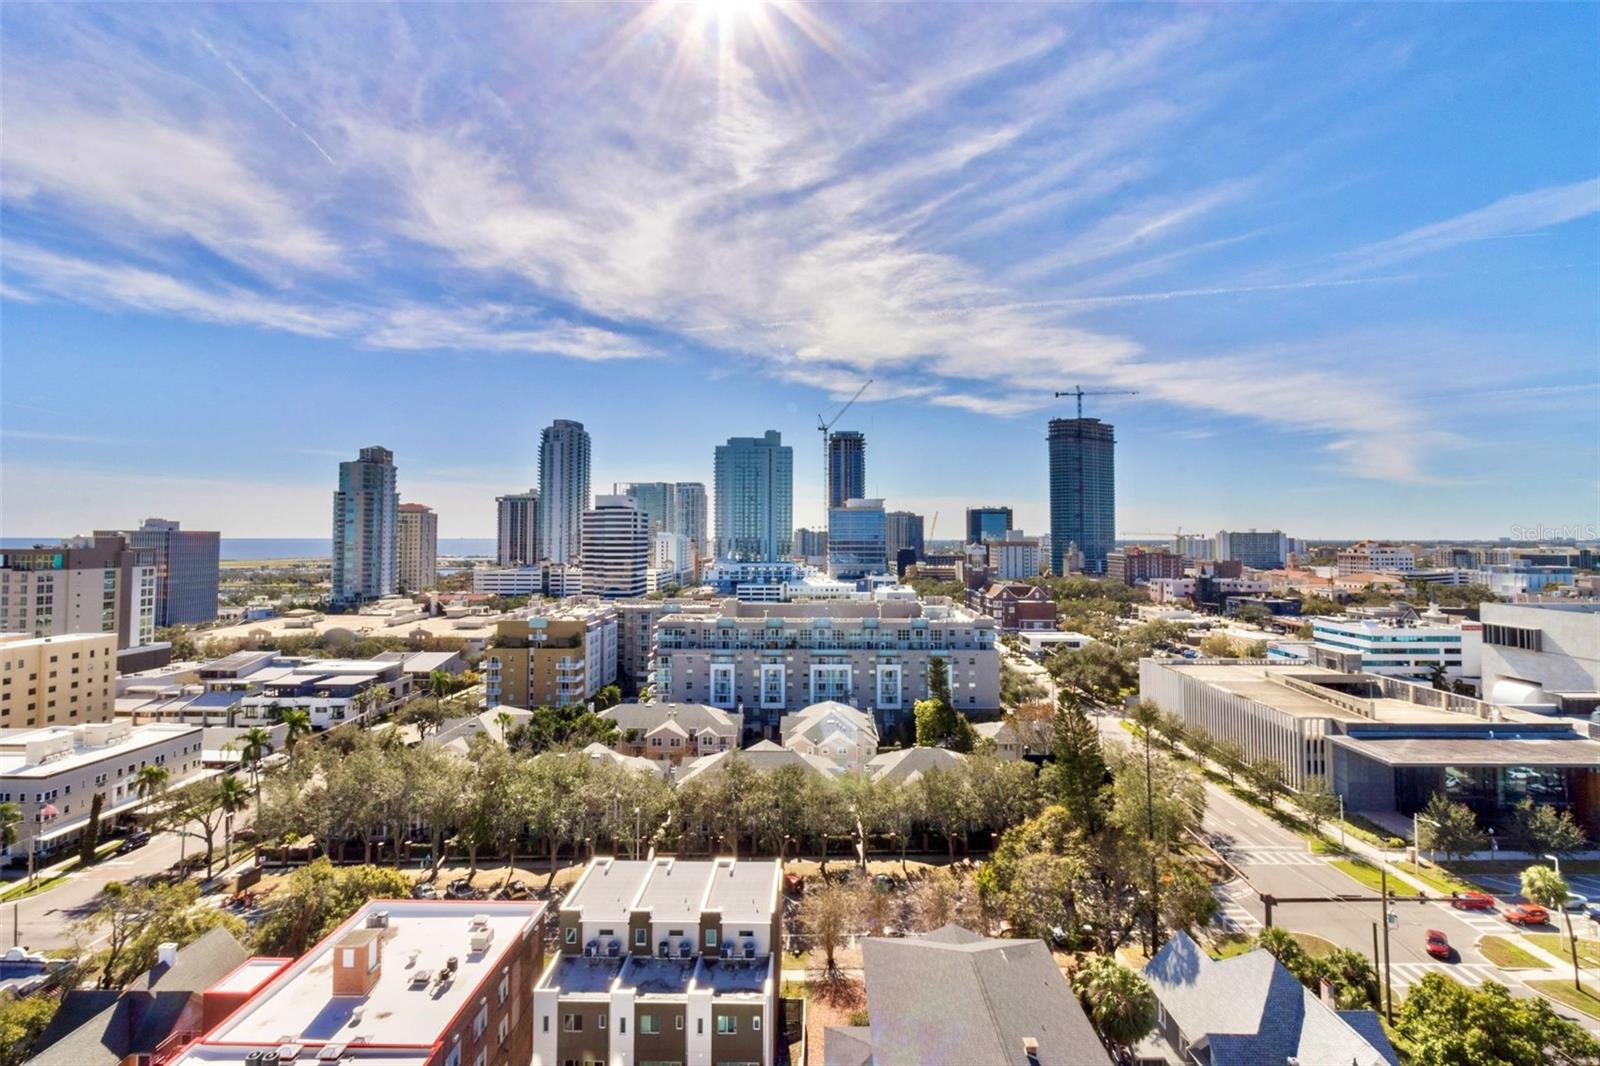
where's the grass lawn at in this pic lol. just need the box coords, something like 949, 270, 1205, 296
1478, 935, 1545, 970
1210, 932, 1254, 959
1528, 933, 1600, 967
1528, 979, 1600, 1020
0, 872, 69, 902
1454, 859, 1600, 876
1331, 858, 1387, 894
1394, 860, 1483, 897
1292, 931, 1339, 958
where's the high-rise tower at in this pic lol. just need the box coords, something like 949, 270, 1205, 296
827, 430, 866, 510
713, 431, 793, 562
496, 489, 539, 566
332, 445, 399, 605
538, 420, 591, 564
1047, 418, 1115, 575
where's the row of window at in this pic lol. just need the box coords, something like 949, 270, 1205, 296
552, 1012, 757, 1036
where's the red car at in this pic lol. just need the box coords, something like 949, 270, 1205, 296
1450, 891, 1495, 911
1502, 903, 1550, 926
1425, 929, 1451, 960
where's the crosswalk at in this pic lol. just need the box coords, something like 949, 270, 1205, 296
1452, 910, 1509, 936
1212, 883, 1262, 933
1221, 845, 1323, 867
1386, 962, 1504, 990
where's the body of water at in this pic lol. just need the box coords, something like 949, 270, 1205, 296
2, 537, 497, 561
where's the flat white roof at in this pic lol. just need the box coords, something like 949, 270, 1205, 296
0, 723, 200, 778
203, 900, 543, 1050
208, 956, 290, 995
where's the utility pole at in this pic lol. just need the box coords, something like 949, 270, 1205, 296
1380, 864, 1394, 1023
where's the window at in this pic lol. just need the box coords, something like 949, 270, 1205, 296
471, 1053, 486, 1066
635, 927, 647, 947
753, 1017, 761, 1032
563, 1014, 583, 1032
565, 926, 577, 944
716, 1014, 737, 1035
473, 1006, 488, 1038
598, 1013, 607, 1030
498, 1017, 509, 1045
676, 1015, 684, 1031
542, 1016, 549, 1033
640, 1014, 659, 1034
704, 928, 718, 947
498, 973, 510, 1004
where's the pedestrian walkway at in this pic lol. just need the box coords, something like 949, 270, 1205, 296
1453, 909, 1510, 935
1211, 883, 1262, 933
1387, 961, 1504, 990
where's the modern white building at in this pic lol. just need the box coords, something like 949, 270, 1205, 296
331, 446, 399, 606
582, 495, 652, 599
1336, 542, 1416, 576
987, 530, 1044, 580
236, 657, 410, 729
1310, 613, 1482, 681
496, 489, 540, 566
0, 720, 205, 861
396, 502, 438, 592
714, 431, 793, 563
472, 566, 545, 597
539, 420, 592, 565
1215, 530, 1289, 570
1470, 563, 1579, 597
1479, 601, 1600, 713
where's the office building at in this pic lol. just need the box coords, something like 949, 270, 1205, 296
654, 598, 998, 734
0, 720, 205, 861
1310, 613, 1481, 681
673, 482, 709, 559
1139, 659, 1600, 831
987, 530, 1043, 580
1175, 533, 1216, 562
1336, 541, 1416, 576
497, 489, 540, 566
884, 510, 924, 567
1479, 602, 1600, 713
619, 481, 675, 536
472, 567, 545, 597
1047, 418, 1115, 575
0, 534, 157, 650
713, 431, 792, 563
331, 445, 399, 606
1471, 562, 1579, 597
827, 430, 866, 510
583, 495, 651, 599
1213, 529, 1289, 570
824, 926, 1108, 1066
534, 857, 782, 1066
827, 498, 888, 579
1106, 546, 1186, 586
792, 528, 827, 565
397, 503, 438, 592
965, 507, 1013, 546
101, 518, 219, 626
0, 631, 117, 730
484, 605, 618, 709
162, 900, 547, 1066
540, 419, 592, 565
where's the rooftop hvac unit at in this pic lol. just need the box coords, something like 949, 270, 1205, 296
317, 1046, 348, 1063
244, 1054, 265, 1066
743, 940, 756, 959
679, 940, 692, 959
366, 910, 390, 929
658, 941, 670, 958
470, 926, 495, 952
261, 1055, 280, 1066
278, 1045, 304, 1062
469, 914, 490, 931
606, 939, 620, 957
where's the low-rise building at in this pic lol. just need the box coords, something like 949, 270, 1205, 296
974, 718, 1025, 759
865, 745, 967, 785
1471, 562, 1579, 597
484, 603, 618, 709
1140, 931, 1396, 1066
166, 900, 548, 1066
0, 720, 206, 862
967, 582, 1056, 633
534, 857, 782, 1066
824, 924, 1107, 1066
779, 701, 879, 772
1106, 546, 1186, 586
987, 531, 1043, 581
1310, 612, 1482, 681
1015, 630, 1094, 660
0, 631, 118, 730
1478, 601, 1600, 714
600, 703, 743, 765
654, 598, 998, 736
676, 741, 841, 785
237, 656, 410, 730
1337, 541, 1416, 576
472, 566, 546, 597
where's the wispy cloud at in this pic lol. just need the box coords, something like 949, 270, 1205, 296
191, 29, 336, 166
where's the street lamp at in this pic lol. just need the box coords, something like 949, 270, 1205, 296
1338, 794, 1346, 851
1545, 853, 1563, 878
1413, 814, 1440, 868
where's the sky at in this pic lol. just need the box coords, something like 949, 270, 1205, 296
2, 2, 1597, 542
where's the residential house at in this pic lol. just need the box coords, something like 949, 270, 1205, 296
600, 703, 743, 766
973, 719, 1024, 760
675, 741, 840, 785
779, 701, 879, 773
865, 746, 967, 785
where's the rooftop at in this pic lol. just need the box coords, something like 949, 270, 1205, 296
1328, 731, 1600, 767
197, 900, 544, 1052
564, 857, 779, 926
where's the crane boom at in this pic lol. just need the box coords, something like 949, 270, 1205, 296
1053, 386, 1138, 420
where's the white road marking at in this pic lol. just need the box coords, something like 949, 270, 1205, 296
1387, 962, 1504, 989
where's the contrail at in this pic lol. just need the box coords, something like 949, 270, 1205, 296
193, 29, 336, 166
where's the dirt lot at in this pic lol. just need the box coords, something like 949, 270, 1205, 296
801, 978, 867, 1065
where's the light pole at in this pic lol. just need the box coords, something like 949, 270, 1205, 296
1544, 852, 1563, 878
633, 807, 641, 861
1414, 814, 1440, 868
1338, 794, 1346, 851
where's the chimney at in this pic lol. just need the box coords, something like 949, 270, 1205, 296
1319, 978, 1334, 1006
332, 928, 383, 997
156, 942, 179, 969
1021, 1037, 1040, 1065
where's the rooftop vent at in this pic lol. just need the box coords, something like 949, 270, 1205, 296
277, 1045, 303, 1062
1022, 1037, 1040, 1065
366, 910, 390, 929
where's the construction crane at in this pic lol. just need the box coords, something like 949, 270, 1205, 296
1053, 386, 1138, 420
817, 379, 872, 518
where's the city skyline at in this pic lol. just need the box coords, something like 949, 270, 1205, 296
1, 5, 1596, 542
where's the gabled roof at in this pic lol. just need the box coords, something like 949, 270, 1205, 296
675, 743, 839, 785
1142, 932, 1397, 1066
601, 702, 741, 736
866, 746, 967, 784
839, 927, 1107, 1066
781, 702, 879, 746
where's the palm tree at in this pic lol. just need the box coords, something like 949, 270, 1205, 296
1071, 954, 1157, 1056
238, 725, 275, 822
280, 709, 313, 756
133, 764, 170, 802
217, 774, 249, 871
1523, 864, 1581, 991
0, 801, 20, 861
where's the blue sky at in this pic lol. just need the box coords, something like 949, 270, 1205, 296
2, 3, 1596, 540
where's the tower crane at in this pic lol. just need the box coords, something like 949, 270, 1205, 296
817, 379, 872, 519
1053, 386, 1138, 420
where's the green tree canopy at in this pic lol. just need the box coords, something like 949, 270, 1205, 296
1396, 972, 1598, 1066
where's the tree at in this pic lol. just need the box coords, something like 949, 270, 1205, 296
504, 705, 621, 754
914, 658, 976, 752
217, 773, 249, 870
0, 995, 58, 1066
1048, 641, 1136, 708
399, 696, 450, 739
1212, 739, 1246, 786
1198, 632, 1238, 658
280, 708, 314, 754
1396, 972, 1598, 1066
593, 684, 622, 711
1522, 864, 1582, 992
251, 858, 411, 956
1514, 799, 1588, 857
916, 766, 972, 860
1416, 792, 1485, 861
79, 791, 105, 864
133, 763, 170, 803
0, 803, 17, 857
800, 880, 863, 978
1245, 757, 1286, 808
1071, 955, 1156, 1055
1294, 775, 1339, 833
157, 778, 233, 878
79, 880, 245, 989
1042, 699, 1108, 832
238, 725, 275, 820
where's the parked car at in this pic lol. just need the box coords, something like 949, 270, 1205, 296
1563, 893, 1590, 913
116, 830, 151, 855
1502, 903, 1550, 926
411, 883, 438, 899
1450, 891, 1496, 911
446, 878, 481, 900
1424, 929, 1452, 960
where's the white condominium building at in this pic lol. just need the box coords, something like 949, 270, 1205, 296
1336, 541, 1416, 576
582, 495, 651, 599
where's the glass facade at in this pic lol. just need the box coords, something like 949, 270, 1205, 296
827, 431, 866, 510
1395, 764, 1586, 828
1048, 418, 1115, 575
827, 501, 887, 578
965, 507, 1013, 545
713, 431, 793, 562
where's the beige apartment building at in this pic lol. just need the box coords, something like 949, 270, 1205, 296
397, 502, 439, 592
484, 604, 619, 709
0, 631, 118, 730
0, 535, 157, 650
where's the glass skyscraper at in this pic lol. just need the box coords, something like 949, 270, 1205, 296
828, 498, 888, 578
332, 445, 398, 605
539, 420, 592, 564
713, 430, 793, 562
965, 506, 1014, 545
827, 430, 866, 510
1047, 418, 1115, 575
